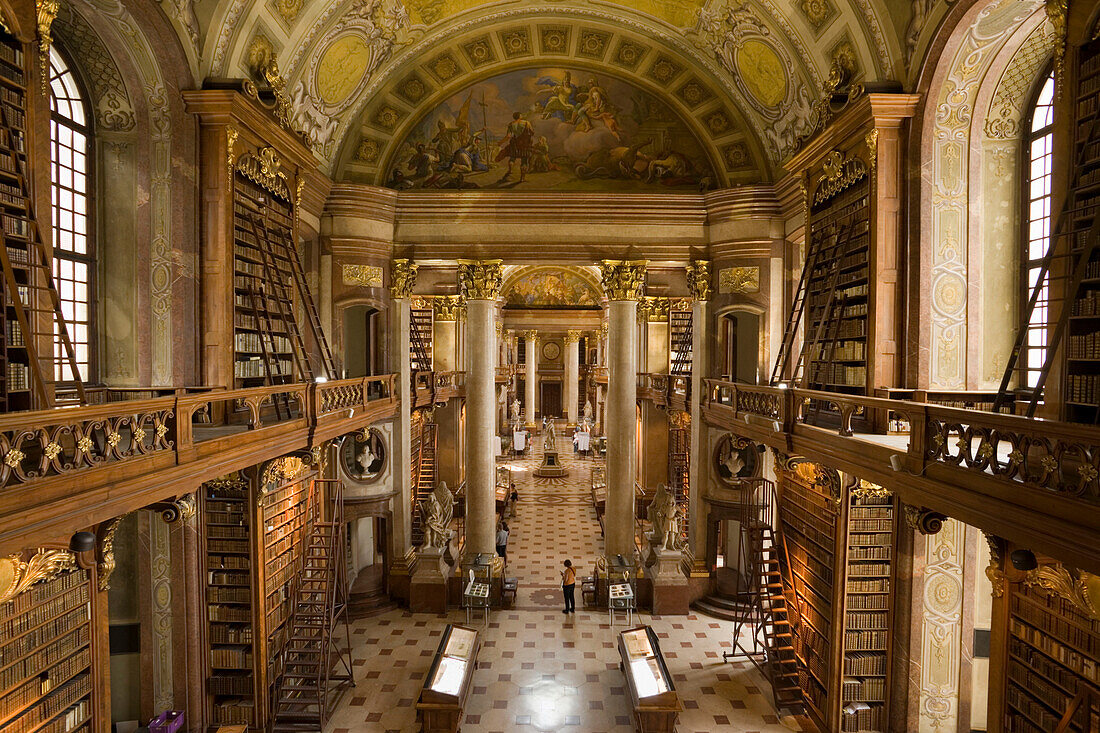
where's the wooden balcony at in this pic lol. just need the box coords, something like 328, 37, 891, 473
412, 370, 466, 409
0, 375, 400, 555
700, 379, 1100, 574
636, 373, 690, 413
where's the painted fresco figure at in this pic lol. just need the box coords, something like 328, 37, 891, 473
496, 112, 534, 182
536, 72, 579, 121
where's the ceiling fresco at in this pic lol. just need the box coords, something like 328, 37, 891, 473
502, 268, 603, 308
385, 66, 717, 191
402, 0, 709, 28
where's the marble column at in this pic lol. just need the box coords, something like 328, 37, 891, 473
459, 260, 503, 557
600, 260, 646, 560
432, 296, 461, 371
686, 262, 711, 578
388, 259, 417, 602
565, 330, 581, 426
523, 330, 539, 427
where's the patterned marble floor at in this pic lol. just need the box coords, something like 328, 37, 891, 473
326, 431, 804, 733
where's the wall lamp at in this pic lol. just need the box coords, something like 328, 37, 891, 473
1010, 549, 1038, 571
69, 531, 96, 553
889, 453, 929, 476
346, 408, 355, 419
743, 413, 781, 432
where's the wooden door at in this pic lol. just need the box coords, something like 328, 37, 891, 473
541, 381, 562, 417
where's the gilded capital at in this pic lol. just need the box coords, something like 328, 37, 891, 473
564, 329, 583, 344
639, 296, 670, 323
457, 259, 504, 300
522, 330, 539, 343
390, 259, 418, 299
433, 295, 465, 321
686, 260, 712, 301
599, 259, 647, 301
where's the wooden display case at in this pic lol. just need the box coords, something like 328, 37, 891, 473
417, 624, 480, 733
618, 625, 680, 733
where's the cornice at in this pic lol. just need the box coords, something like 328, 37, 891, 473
182, 89, 317, 171
325, 183, 399, 221
392, 192, 709, 227
703, 186, 782, 224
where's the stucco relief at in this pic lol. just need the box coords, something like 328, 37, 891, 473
54, 6, 136, 131
150, 515, 174, 712
926, 0, 1041, 389
918, 518, 964, 732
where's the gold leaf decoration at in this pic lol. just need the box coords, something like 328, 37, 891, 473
0, 549, 77, 604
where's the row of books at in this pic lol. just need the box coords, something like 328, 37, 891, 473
844, 651, 887, 676
832, 341, 865, 361
233, 358, 292, 379
1068, 331, 1100, 359
1009, 638, 1088, 698
205, 511, 246, 527
207, 604, 251, 623
1066, 374, 1100, 404
0, 624, 88, 692
208, 586, 251, 603
846, 594, 888, 610
845, 630, 887, 650
811, 364, 867, 387
841, 702, 883, 732
208, 525, 250, 540
207, 674, 253, 696
850, 519, 892, 532
6, 361, 28, 389
208, 570, 250, 586
208, 538, 249, 554
846, 611, 888, 630
212, 697, 253, 724
1006, 684, 1068, 732
6, 674, 90, 733
1, 571, 85, 620
841, 676, 885, 702
3, 586, 88, 637
848, 562, 890, 577
850, 532, 892, 547
848, 579, 890, 593
207, 553, 249, 570
782, 513, 834, 554
0, 606, 88, 667
786, 541, 835, 586
209, 624, 252, 644
0, 42, 23, 68
1009, 616, 1099, 683
211, 648, 252, 669
848, 546, 890, 560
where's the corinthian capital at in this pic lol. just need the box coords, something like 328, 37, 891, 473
522, 330, 539, 344
686, 260, 712, 301
390, 259, 418, 298
458, 259, 504, 300
433, 295, 465, 321
565, 329, 583, 344
599, 260, 647, 301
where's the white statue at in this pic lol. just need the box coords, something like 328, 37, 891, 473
543, 419, 556, 450
422, 481, 455, 549
511, 398, 521, 424
664, 503, 684, 551
646, 483, 676, 547
583, 399, 593, 422
356, 441, 376, 475
722, 445, 746, 477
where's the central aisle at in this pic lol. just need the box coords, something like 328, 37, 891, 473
326, 431, 804, 732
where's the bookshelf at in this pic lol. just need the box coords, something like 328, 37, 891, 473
1004, 575, 1100, 732
232, 173, 303, 388
804, 171, 871, 406
0, 557, 96, 733
776, 468, 838, 725
0, 31, 31, 412
1065, 34, 1100, 422
202, 475, 257, 727
669, 309, 692, 375
410, 307, 433, 371
841, 489, 896, 732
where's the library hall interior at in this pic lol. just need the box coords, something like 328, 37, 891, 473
2, 0, 1100, 731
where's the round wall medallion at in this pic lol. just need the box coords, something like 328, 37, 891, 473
542, 341, 561, 361
714, 435, 762, 482
340, 428, 386, 482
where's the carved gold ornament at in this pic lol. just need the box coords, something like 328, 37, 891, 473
814, 149, 868, 205
44, 441, 61, 460
132, 427, 146, 444
36, 0, 59, 93
342, 264, 384, 288
851, 479, 891, 501
1046, 0, 1067, 98
237, 147, 291, 200
638, 297, 671, 323
599, 260, 647, 301
156, 424, 168, 439
457, 260, 504, 300
0, 549, 77, 604
865, 129, 879, 172
4, 448, 24, 468
262, 455, 310, 490
983, 533, 1005, 598
1026, 564, 1100, 621
433, 295, 465, 321
98, 516, 126, 591
522, 330, 539, 344
564, 330, 583, 344
106, 431, 121, 448
226, 128, 238, 187
719, 267, 760, 294
686, 261, 711, 301
390, 259, 418, 298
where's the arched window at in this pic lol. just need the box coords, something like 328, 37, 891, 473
48, 48, 93, 383
1020, 71, 1055, 391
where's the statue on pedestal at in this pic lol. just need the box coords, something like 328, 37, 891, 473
583, 399, 593, 423
511, 398, 521, 425
646, 483, 677, 548
423, 481, 455, 549
543, 418, 556, 450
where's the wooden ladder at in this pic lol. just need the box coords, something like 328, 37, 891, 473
1053, 688, 1100, 733
266, 221, 336, 378
411, 419, 437, 547
0, 103, 84, 408
270, 479, 354, 732
243, 284, 292, 419
770, 216, 830, 385
725, 479, 803, 714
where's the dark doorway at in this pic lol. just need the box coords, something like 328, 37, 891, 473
540, 381, 562, 418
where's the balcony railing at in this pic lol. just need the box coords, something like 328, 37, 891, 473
636, 373, 690, 412
412, 370, 465, 408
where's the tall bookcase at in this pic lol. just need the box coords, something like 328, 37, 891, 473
1064, 35, 1100, 422
0, 552, 98, 733
841, 490, 896, 732
669, 309, 692, 375
232, 172, 304, 388
201, 459, 318, 730
410, 307, 433, 371
0, 31, 31, 411
1003, 571, 1100, 732
776, 468, 838, 724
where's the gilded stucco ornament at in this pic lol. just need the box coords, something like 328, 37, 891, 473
865, 129, 879, 172
719, 266, 760, 294
433, 295, 465, 321
686, 260, 711, 300
983, 532, 1006, 598
0, 549, 77, 604
36, 0, 60, 92
389, 259, 418, 298
97, 515, 127, 591
1045, 0, 1066, 97
599, 260, 647, 301
639, 297, 671, 323
904, 505, 947, 535
851, 479, 890, 501
1025, 563, 1100, 621
237, 147, 291, 199
457, 260, 504, 300
226, 128, 238, 186
343, 264, 384, 288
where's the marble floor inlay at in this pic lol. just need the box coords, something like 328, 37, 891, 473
327, 430, 804, 732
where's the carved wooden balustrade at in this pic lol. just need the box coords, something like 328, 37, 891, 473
636, 373, 690, 413
411, 371, 465, 409
702, 379, 1100, 573
0, 375, 399, 555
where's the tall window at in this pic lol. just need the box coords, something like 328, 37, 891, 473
1021, 71, 1055, 391
48, 48, 93, 383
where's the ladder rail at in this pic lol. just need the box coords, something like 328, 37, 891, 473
770, 219, 828, 385
272, 225, 336, 378
245, 284, 289, 420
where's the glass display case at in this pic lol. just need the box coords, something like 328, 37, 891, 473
417, 624, 480, 733
618, 626, 681, 732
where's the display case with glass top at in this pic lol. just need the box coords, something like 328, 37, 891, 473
417, 624, 480, 732
617, 626, 681, 732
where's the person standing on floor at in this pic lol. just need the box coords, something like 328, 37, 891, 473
496, 521, 510, 564
561, 559, 576, 614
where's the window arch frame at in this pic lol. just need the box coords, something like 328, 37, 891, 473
47, 44, 96, 385
1018, 66, 1056, 394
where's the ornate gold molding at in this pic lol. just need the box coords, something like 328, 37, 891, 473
225, 128, 238, 187
718, 266, 760, 294
865, 129, 879, 172
390, 259, 418, 298
851, 479, 891, 501
259, 54, 294, 131
1025, 563, 1100, 621
433, 295, 466, 321
261, 455, 310, 493
236, 147, 291, 200
983, 532, 1006, 598
98, 515, 127, 591
36, 0, 59, 93
599, 260, 647, 301
904, 505, 947, 535
1046, 0, 1066, 97
457, 260, 504, 300
342, 264, 384, 288
814, 149, 868, 205
685, 260, 711, 301
0, 549, 77, 604
638, 296, 671, 323
564, 329, 583, 344
522, 329, 539, 343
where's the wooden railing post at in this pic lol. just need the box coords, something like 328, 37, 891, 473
908, 404, 928, 473
174, 394, 195, 465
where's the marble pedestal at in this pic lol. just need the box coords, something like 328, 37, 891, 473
534, 450, 568, 477
410, 546, 450, 614
649, 546, 690, 615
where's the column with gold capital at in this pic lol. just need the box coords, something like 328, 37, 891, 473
388, 259, 418, 598
599, 260, 646, 560
459, 260, 503, 556
523, 330, 539, 428
564, 330, 582, 426
686, 261, 711, 577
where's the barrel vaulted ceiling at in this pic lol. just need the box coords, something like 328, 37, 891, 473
165, 0, 945, 184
